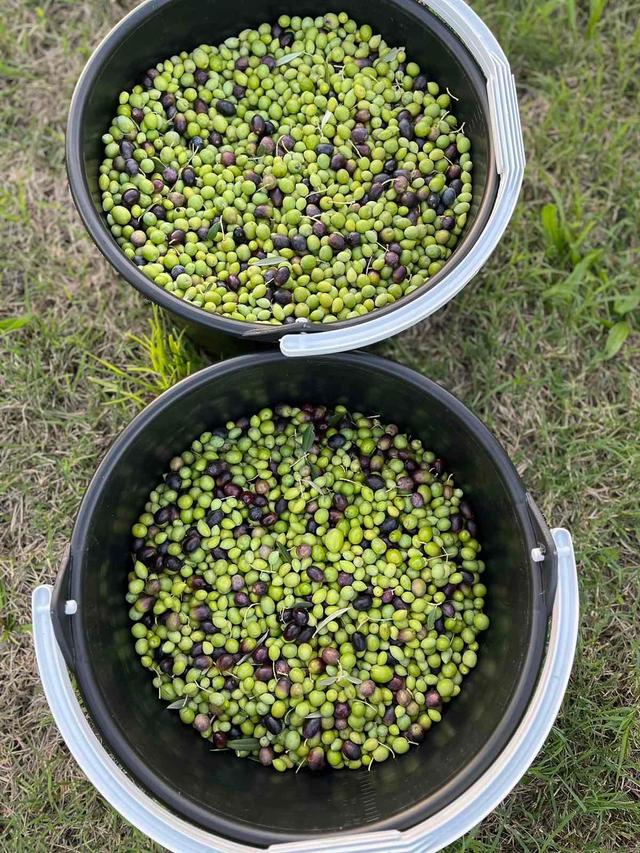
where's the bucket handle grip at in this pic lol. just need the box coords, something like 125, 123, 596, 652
32, 529, 577, 853
280, 0, 525, 358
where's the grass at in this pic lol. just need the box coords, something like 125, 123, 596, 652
0, 0, 638, 849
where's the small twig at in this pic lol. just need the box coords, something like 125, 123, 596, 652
376, 740, 396, 758
348, 138, 362, 159
330, 197, 358, 207
353, 697, 376, 710
357, 613, 395, 627
276, 134, 293, 153
290, 452, 310, 470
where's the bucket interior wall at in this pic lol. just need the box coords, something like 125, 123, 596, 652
75, 0, 493, 341
69, 355, 544, 846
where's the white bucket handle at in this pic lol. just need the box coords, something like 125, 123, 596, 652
32, 529, 577, 853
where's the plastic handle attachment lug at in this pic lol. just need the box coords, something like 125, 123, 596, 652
32, 529, 577, 853
280, 0, 525, 357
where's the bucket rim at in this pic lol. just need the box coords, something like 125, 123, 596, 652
65, 0, 499, 349
61, 351, 551, 846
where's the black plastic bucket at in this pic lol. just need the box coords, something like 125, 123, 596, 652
66, 0, 497, 354
52, 352, 556, 846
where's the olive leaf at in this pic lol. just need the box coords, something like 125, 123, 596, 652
249, 255, 290, 267
300, 423, 315, 454
227, 738, 261, 751
292, 599, 314, 609
312, 605, 351, 637
166, 697, 188, 710
275, 51, 305, 66
319, 670, 361, 688
381, 46, 404, 62
426, 606, 438, 631
304, 479, 326, 496
207, 219, 222, 241
277, 542, 291, 564
197, 519, 212, 538
319, 109, 332, 133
